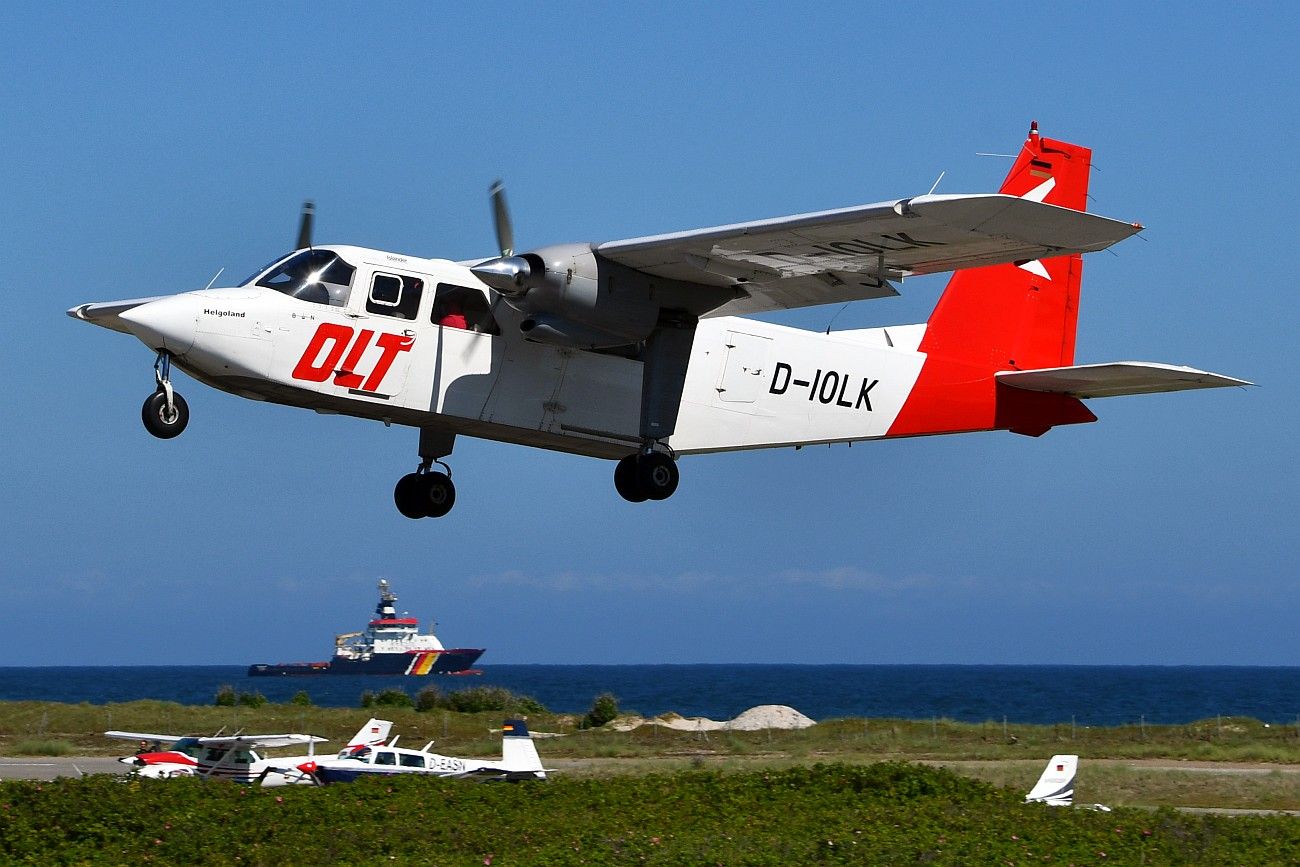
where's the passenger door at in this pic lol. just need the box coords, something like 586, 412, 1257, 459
336, 267, 428, 401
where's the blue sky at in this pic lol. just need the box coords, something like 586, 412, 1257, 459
2, 3, 1294, 666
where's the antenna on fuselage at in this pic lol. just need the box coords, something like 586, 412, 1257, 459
296, 200, 315, 250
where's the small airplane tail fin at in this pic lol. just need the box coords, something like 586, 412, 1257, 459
500, 718, 546, 779
1025, 754, 1078, 806
888, 123, 1103, 437
925, 121, 1093, 372
345, 718, 393, 752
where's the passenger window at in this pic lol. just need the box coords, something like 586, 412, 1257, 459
375, 751, 397, 766
431, 283, 499, 335
399, 753, 425, 768
367, 273, 424, 320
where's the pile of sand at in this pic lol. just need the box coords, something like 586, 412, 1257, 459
726, 705, 817, 731
611, 704, 815, 732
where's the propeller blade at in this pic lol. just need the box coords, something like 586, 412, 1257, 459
489, 180, 513, 257
296, 200, 315, 250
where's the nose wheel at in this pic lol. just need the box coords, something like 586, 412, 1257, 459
396, 430, 458, 519
142, 352, 189, 439
614, 448, 679, 503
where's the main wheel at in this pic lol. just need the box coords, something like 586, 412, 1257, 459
393, 473, 428, 519
614, 455, 647, 503
141, 390, 189, 439
421, 472, 456, 518
635, 452, 679, 501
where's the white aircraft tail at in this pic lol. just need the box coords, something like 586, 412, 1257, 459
500, 719, 546, 779
345, 718, 393, 752
1025, 754, 1077, 806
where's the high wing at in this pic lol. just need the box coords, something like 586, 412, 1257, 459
596, 193, 1140, 316
197, 734, 326, 749
997, 362, 1252, 399
105, 729, 187, 743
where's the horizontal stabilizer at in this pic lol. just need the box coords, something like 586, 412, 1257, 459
997, 362, 1251, 399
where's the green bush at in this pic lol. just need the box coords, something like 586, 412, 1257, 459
414, 684, 443, 712
214, 685, 237, 707
403, 684, 546, 714
2, 764, 1297, 864
236, 690, 267, 708
289, 690, 313, 707
439, 686, 545, 715
581, 692, 619, 729
371, 688, 413, 708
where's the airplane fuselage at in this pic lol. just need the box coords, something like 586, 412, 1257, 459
131, 245, 930, 461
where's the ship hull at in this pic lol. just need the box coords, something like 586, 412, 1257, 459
247, 648, 484, 677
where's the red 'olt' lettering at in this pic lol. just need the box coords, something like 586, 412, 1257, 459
291, 323, 414, 393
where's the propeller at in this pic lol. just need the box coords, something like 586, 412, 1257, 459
489, 179, 513, 257
473, 180, 532, 297
296, 200, 315, 250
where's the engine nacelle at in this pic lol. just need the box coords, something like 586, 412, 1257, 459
472, 243, 660, 348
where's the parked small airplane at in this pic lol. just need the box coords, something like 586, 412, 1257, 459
1024, 754, 1111, 811
69, 123, 1247, 516
290, 718, 549, 783
107, 718, 392, 785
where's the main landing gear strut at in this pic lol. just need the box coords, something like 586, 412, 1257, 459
141, 351, 189, 439
612, 315, 693, 504
394, 429, 457, 519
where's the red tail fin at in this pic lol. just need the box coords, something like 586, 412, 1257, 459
888, 123, 1098, 438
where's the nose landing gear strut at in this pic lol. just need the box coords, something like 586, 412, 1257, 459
141, 351, 189, 439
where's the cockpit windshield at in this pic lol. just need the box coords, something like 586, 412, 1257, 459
254, 250, 356, 306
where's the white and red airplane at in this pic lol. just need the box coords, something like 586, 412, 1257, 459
290, 718, 550, 784
69, 123, 1246, 517
107, 717, 392, 786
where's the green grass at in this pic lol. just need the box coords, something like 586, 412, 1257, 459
7, 739, 75, 757
4, 701, 1300, 763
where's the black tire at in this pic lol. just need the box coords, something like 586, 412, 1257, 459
393, 473, 428, 519
141, 390, 189, 439
635, 452, 679, 501
614, 455, 647, 503
422, 472, 456, 518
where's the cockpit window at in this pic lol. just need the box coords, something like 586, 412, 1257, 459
257, 250, 355, 306
239, 254, 292, 288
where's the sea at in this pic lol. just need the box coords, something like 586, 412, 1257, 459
0, 665, 1296, 726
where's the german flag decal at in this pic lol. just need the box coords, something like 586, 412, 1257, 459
406, 651, 442, 675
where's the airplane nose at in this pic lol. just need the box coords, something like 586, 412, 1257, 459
117, 295, 199, 355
